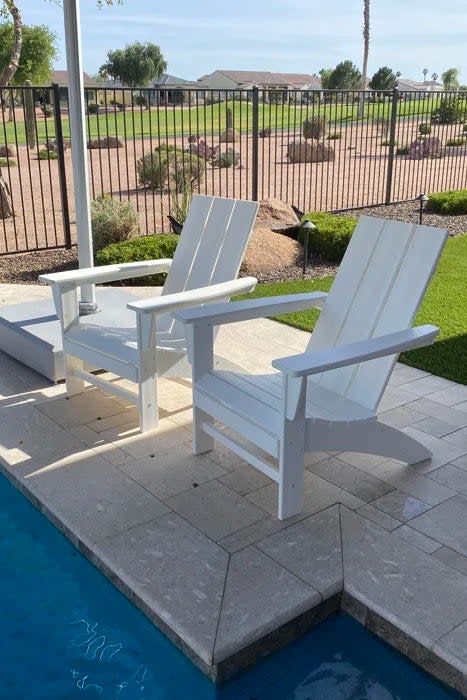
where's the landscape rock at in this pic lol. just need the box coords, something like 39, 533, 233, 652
0, 144, 14, 158
287, 139, 335, 164
219, 128, 240, 144
88, 136, 124, 150
46, 138, 71, 153
241, 227, 303, 278
255, 198, 300, 232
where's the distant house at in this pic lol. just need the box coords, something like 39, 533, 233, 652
52, 70, 100, 103
198, 70, 321, 101
397, 78, 444, 94
102, 73, 205, 105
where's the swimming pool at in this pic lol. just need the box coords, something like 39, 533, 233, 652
0, 472, 461, 699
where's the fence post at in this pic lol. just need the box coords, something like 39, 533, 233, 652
251, 86, 259, 201
52, 83, 72, 249
385, 88, 399, 205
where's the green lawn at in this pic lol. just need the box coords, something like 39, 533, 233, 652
237, 234, 467, 385
1, 96, 456, 147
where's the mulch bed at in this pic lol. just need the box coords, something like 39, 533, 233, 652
0, 201, 465, 285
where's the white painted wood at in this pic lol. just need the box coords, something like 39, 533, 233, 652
73, 369, 138, 404
63, 0, 95, 309
65, 355, 85, 395
179, 215, 447, 519
41, 195, 259, 434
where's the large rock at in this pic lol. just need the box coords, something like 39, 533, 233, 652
255, 198, 299, 232
287, 139, 335, 163
0, 144, 14, 158
219, 128, 239, 144
241, 227, 302, 278
88, 135, 124, 150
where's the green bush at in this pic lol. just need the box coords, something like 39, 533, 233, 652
327, 132, 341, 140
95, 234, 179, 285
426, 189, 467, 215
137, 147, 204, 191
303, 117, 326, 140
396, 145, 410, 155
214, 148, 240, 168
91, 195, 139, 251
446, 137, 467, 147
418, 123, 431, 135
38, 148, 58, 160
41, 104, 53, 117
298, 212, 358, 262
0, 157, 16, 167
133, 94, 148, 107
87, 102, 99, 114
431, 97, 465, 125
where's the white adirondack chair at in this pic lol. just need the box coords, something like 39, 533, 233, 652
40, 195, 258, 432
175, 217, 448, 519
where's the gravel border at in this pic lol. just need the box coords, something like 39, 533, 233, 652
0, 201, 464, 285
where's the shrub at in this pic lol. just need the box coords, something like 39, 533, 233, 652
38, 148, 58, 160
303, 117, 326, 140
41, 104, 53, 117
446, 137, 467, 147
373, 117, 390, 137
0, 157, 16, 167
91, 195, 139, 251
133, 94, 148, 107
259, 128, 272, 138
298, 211, 358, 262
87, 102, 99, 114
381, 139, 392, 146
137, 147, 204, 191
426, 189, 467, 215
187, 136, 218, 162
418, 123, 431, 135
95, 234, 179, 285
327, 132, 342, 140
214, 148, 240, 168
463, 124, 467, 133
431, 97, 464, 125
396, 145, 410, 155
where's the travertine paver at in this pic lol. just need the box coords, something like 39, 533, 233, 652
0, 284, 466, 689
410, 495, 467, 557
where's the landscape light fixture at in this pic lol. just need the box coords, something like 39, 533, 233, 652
300, 220, 316, 275
417, 192, 429, 225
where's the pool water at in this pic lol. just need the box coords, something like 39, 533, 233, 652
0, 473, 461, 699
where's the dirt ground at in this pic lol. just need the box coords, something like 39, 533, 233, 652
1, 117, 467, 256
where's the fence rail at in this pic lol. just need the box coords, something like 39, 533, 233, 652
1, 85, 467, 254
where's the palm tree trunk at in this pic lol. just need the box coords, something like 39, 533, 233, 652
0, 1, 23, 87
358, 0, 370, 118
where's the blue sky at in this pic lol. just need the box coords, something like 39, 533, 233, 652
19, 0, 466, 82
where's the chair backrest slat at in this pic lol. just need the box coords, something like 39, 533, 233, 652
160, 195, 258, 337
308, 216, 446, 411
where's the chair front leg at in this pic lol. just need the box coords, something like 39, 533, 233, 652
137, 313, 159, 433
278, 375, 307, 520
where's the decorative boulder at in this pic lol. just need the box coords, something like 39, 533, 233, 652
88, 136, 124, 150
287, 139, 335, 164
0, 144, 14, 158
219, 128, 240, 144
255, 198, 299, 232
241, 227, 303, 279
46, 138, 71, 153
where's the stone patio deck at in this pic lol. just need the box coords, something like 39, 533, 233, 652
0, 284, 466, 694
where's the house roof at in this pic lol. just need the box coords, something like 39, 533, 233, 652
102, 73, 204, 89
398, 78, 443, 90
202, 70, 321, 88
52, 70, 98, 87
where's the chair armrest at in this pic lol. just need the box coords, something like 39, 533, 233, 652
127, 277, 257, 315
272, 325, 438, 377
174, 291, 328, 326
39, 258, 173, 287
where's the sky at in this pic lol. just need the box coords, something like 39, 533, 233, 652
17, 0, 466, 83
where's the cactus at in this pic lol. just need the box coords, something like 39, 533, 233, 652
226, 107, 233, 130
24, 80, 36, 151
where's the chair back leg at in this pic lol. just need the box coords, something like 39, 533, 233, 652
65, 355, 86, 396
193, 404, 214, 454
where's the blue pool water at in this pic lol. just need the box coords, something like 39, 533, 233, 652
0, 473, 461, 700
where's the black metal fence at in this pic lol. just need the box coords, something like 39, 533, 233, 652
1, 85, 467, 254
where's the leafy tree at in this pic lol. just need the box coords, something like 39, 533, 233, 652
369, 66, 400, 91
99, 42, 167, 87
323, 60, 362, 90
442, 68, 460, 90
431, 72, 438, 83
0, 23, 56, 85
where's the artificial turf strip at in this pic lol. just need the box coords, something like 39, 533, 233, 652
236, 234, 467, 386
